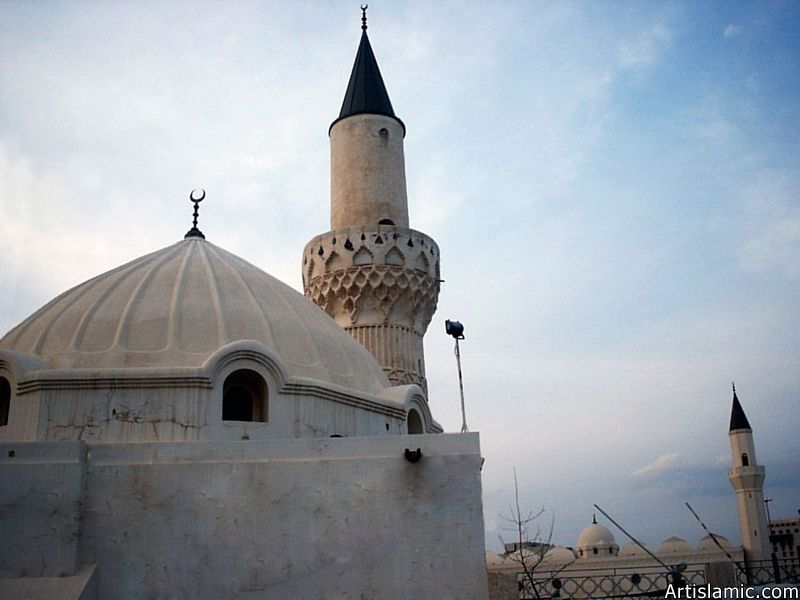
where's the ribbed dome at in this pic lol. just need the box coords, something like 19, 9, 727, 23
543, 546, 577, 563
0, 238, 390, 394
657, 536, 692, 554
620, 542, 650, 557
698, 534, 732, 553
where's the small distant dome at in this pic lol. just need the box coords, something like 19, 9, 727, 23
485, 550, 512, 568
698, 534, 732, 553
620, 542, 650, 557
577, 520, 619, 558
657, 536, 692, 554
543, 546, 577, 563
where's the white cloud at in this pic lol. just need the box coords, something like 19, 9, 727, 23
634, 453, 681, 478
724, 24, 743, 38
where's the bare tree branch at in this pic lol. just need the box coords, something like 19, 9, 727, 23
498, 469, 573, 599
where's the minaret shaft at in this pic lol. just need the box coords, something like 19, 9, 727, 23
727, 391, 771, 565
303, 23, 439, 394
331, 115, 409, 229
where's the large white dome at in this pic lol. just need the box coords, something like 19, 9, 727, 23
577, 523, 616, 549
576, 520, 619, 558
0, 238, 390, 394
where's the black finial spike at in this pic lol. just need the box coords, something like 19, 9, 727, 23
732, 381, 736, 393
361, 4, 368, 33
592, 513, 597, 524
184, 189, 206, 239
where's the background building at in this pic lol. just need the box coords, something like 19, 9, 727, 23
487, 389, 798, 599
770, 518, 800, 562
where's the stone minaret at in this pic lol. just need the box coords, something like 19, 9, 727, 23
727, 385, 771, 564
303, 11, 440, 393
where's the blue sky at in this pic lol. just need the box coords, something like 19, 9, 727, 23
1, 1, 798, 552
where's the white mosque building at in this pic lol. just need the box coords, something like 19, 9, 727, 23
1, 9, 793, 600
486, 387, 780, 599
0, 11, 489, 599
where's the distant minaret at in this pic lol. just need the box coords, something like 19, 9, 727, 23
727, 384, 771, 564
303, 8, 440, 393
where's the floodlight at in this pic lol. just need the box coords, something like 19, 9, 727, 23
445, 319, 464, 339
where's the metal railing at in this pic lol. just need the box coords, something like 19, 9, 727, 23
519, 563, 707, 599
517, 557, 799, 599
738, 557, 800, 586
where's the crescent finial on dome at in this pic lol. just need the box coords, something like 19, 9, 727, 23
185, 189, 206, 239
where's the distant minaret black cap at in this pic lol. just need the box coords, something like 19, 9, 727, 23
330, 5, 405, 134
729, 382, 752, 431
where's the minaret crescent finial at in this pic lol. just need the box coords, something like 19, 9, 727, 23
361, 4, 368, 32
184, 189, 206, 239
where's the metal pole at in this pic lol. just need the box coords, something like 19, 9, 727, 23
455, 338, 468, 433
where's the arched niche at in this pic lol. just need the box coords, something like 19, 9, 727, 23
222, 369, 268, 423
407, 408, 423, 434
0, 376, 10, 426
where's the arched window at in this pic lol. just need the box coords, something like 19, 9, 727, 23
741, 453, 749, 467
407, 408, 423, 434
222, 370, 267, 422
0, 377, 9, 426
378, 218, 395, 226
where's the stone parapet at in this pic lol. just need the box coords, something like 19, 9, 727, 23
1, 434, 488, 599
728, 465, 766, 490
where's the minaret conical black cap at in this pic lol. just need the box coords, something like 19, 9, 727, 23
330, 15, 405, 134
729, 384, 752, 431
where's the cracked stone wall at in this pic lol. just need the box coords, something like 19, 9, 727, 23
1, 434, 488, 599
0, 441, 84, 578
2, 379, 407, 444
